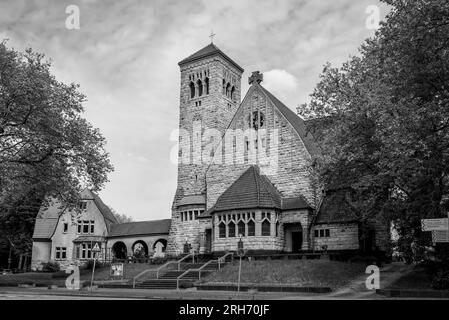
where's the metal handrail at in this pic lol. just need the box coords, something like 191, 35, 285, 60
132, 259, 178, 288
177, 252, 195, 270
176, 252, 234, 289
132, 268, 157, 289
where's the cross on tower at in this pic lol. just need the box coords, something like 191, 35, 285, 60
248, 71, 263, 85
209, 30, 216, 44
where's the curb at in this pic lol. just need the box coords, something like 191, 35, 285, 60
376, 289, 449, 299
196, 283, 332, 293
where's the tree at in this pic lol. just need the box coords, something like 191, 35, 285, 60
111, 208, 134, 224
298, 0, 449, 261
0, 41, 113, 258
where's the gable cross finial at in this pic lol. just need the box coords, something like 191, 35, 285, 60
249, 71, 263, 85
209, 30, 216, 44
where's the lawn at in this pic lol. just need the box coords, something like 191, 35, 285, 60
202, 259, 367, 290
387, 266, 433, 290
0, 263, 158, 287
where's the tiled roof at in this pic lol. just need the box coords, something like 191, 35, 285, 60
73, 235, 106, 243
32, 218, 58, 239
209, 166, 283, 213
108, 219, 171, 238
177, 194, 206, 207
315, 189, 359, 224
178, 43, 244, 72
91, 191, 118, 226
260, 86, 319, 157
281, 196, 312, 210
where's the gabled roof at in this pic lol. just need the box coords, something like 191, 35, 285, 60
32, 218, 59, 240
315, 189, 359, 224
208, 166, 282, 213
108, 219, 171, 238
32, 189, 117, 240
281, 196, 311, 210
259, 85, 319, 157
178, 43, 244, 72
177, 194, 206, 207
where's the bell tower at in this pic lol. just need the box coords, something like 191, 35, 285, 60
166, 43, 244, 254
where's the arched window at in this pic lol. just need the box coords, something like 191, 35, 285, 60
247, 111, 265, 130
222, 79, 226, 94
238, 221, 245, 237
231, 86, 235, 101
205, 77, 209, 95
189, 82, 195, 98
262, 219, 271, 236
247, 220, 255, 237
228, 221, 236, 238
219, 222, 226, 238
197, 79, 203, 97
226, 83, 231, 97
276, 221, 280, 237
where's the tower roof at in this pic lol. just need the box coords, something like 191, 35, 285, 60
178, 43, 244, 72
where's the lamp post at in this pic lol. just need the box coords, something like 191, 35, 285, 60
237, 234, 244, 293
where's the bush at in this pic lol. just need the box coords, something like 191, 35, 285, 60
41, 261, 60, 272
51, 270, 69, 279
83, 259, 106, 270
431, 269, 449, 290
150, 257, 168, 265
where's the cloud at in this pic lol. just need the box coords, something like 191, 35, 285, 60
263, 69, 299, 105
0, 0, 391, 221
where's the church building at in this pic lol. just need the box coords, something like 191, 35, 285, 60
166, 42, 390, 255
31, 42, 390, 270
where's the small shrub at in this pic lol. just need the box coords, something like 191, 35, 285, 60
42, 261, 60, 272
83, 259, 105, 270
51, 270, 69, 279
150, 257, 168, 265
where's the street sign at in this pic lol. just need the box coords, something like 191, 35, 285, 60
421, 218, 448, 231
92, 242, 101, 252
432, 230, 449, 243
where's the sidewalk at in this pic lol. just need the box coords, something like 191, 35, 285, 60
0, 286, 307, 300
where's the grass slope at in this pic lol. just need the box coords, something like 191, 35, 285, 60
203, 259, 366, 289
0, 263, 156, 287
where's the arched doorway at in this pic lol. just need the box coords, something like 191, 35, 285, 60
284, 223, 303, 253
153, 239, 167, 257
132, 240, 149, 258
112, 241, 127, 260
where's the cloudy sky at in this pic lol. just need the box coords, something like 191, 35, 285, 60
0, 0, 389, 221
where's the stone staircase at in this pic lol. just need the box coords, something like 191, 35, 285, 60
134, 254, 232, 290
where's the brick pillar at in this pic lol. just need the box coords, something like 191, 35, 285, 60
302, 226, 309, 250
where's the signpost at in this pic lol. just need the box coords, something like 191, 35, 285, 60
237, 235, 245, 293
90, 242, 101, 293
421, 215, 449, 244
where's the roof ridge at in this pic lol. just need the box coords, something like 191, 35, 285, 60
258, 172, 280, 207
253, 166, 260, 207
258, 85, 319, 157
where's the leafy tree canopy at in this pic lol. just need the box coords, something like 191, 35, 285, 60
0, 41, 113, 254
298, 0, 449, 255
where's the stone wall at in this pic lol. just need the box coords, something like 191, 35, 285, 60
167, 52, 244, 255
281, 210, 312, 251
31, 241, 51, 271
311, 223, 360, 251
205, 84, 318, 212
107, 234, 169, 258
